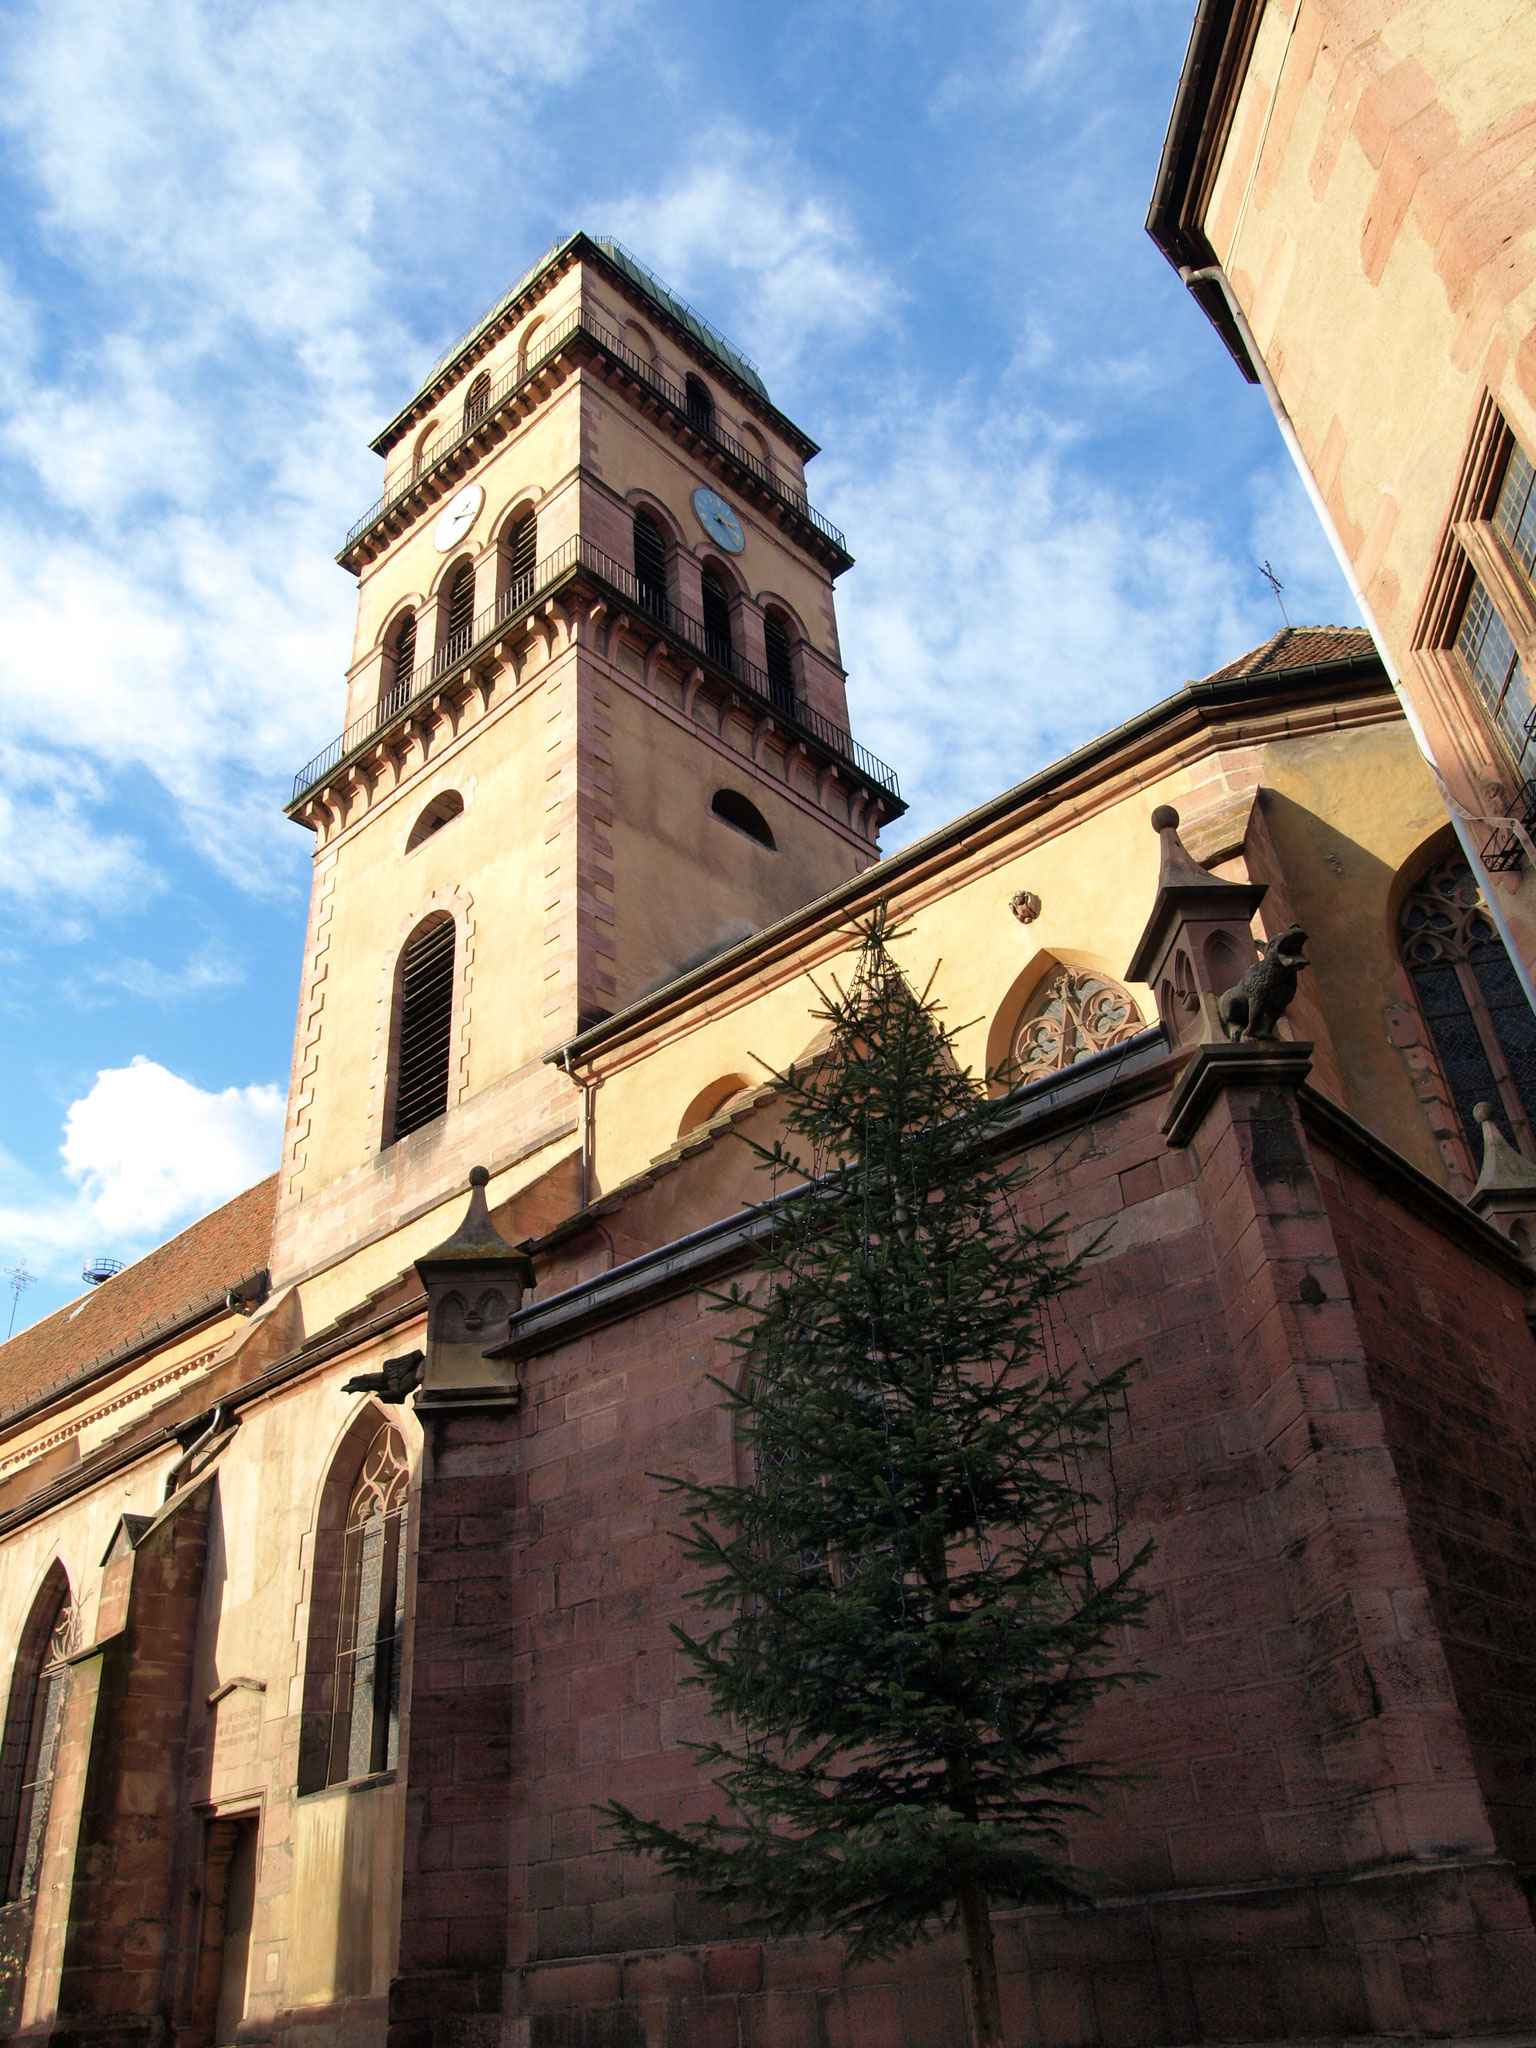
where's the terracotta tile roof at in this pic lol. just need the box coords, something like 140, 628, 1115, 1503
0, 1175, 277, 1425
1199, 625, 1376, 684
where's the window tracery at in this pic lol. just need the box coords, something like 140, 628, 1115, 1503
1, 1575, 76, 1902
1398, 849, 1536, 1155
326, 1422, 409, 1786
1009, 965, 1143, 1084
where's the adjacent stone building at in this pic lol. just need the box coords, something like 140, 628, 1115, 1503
4, 226, 1536, 2046
1147, 0, 1536, 983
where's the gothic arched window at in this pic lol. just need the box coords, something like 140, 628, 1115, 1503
443, 562, 476, 665
1398, 849, 1536, 1155
299, 1417, 411, 1794
634, 509, 668, 618
763, 610, 796, 715
1009, 965, 1143, 1086
505, 511, 537, 602
463, 372, 490, 432
0, 1567, 75, 1902
328, 1423, 409, 1784
701, 569, 733, 668
685, 375, 714, 437
389, 914, 456, 1144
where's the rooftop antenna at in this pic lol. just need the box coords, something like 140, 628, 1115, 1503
1260, 560, 1290, 627
5, 1264, 34, 1341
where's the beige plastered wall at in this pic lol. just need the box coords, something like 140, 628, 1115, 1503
1201, 0, 1536, 955
605, 685, 870, 1004
581, 715, 1449, 1197
0, 1358, 419, 2031
288, 659, 554, 1199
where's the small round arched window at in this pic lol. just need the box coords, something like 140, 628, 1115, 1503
406, 791, 464, 852
711, 789, 775, 849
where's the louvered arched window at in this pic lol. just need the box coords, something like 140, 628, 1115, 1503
328, 1421, 409, 1784
463, 372, 490, 431
389, 914, 456, 1144
505, 512, 537, 605
443, 562, 476, 666
685, 375, 714, 437
1398, 848, 1536, 1156
634, 509, 668, 618
384, 612, 416, 708
0, 1567, 75, 1902
763, 610, 796, 715
701, 570, 733, 668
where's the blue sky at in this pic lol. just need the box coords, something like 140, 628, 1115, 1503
0, 0, 1357, 1333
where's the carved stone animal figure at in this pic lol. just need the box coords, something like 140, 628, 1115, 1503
341, 1348, 424, 1404
1218, 923, 1309, 1041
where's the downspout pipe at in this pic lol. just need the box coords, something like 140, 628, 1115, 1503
1181, 262, 1536, 1017
561, 1050, 594, 1209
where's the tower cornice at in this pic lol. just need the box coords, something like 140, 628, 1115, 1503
369, 233, 821, 464
338, 303, 850, 578
288, 537, 901, 834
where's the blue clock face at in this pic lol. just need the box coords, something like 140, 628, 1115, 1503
692, 487, 746, 554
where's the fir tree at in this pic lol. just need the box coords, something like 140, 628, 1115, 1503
603, 909, 1153, 2047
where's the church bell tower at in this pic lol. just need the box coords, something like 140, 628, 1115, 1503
269, 234, 901, 1286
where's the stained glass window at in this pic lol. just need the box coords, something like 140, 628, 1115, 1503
1009, 966, 1143, 1084
1399, 849, 1536, 1158
3, 1583, 76, 1901
327, 1422, 409, 1786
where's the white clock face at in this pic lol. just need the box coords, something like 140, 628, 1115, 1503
692, 487, 746, 554
432, 484, 484, 553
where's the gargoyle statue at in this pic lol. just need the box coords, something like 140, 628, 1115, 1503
1218, 923, 1310, 1042
341, 1349, 425, 1405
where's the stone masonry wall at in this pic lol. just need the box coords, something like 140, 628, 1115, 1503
382, 1062, 1536, 2047
1315, 1133, 1536, 1874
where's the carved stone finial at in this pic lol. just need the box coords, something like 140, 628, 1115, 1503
1468, 1103, 1536, 1254
1218, 923, 1310, 1041
1472, 1103, 1536, 1196
413, 1167, 535, 1410
423, 1165, 525, 1264
1009, 889, 1041, 925
1126, 805, 1267, 1047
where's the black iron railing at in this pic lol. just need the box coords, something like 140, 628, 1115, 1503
290, 535, 898, 806
343, 304, 847, 555
1482, 777, 1536, 872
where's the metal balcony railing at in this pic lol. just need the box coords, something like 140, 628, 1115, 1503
290, 535, 898, 807
1482, 776, 1536, 872
343, 305, 847, 556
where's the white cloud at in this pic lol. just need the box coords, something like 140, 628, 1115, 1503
0, 0, 641, 920
0, 1057, 282, 1307
0, 737, 157, 917
60, 1056, 283, 1237
83, 947, 246, 1003
826, 395, 1353, 847
604, 123, 898, 366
